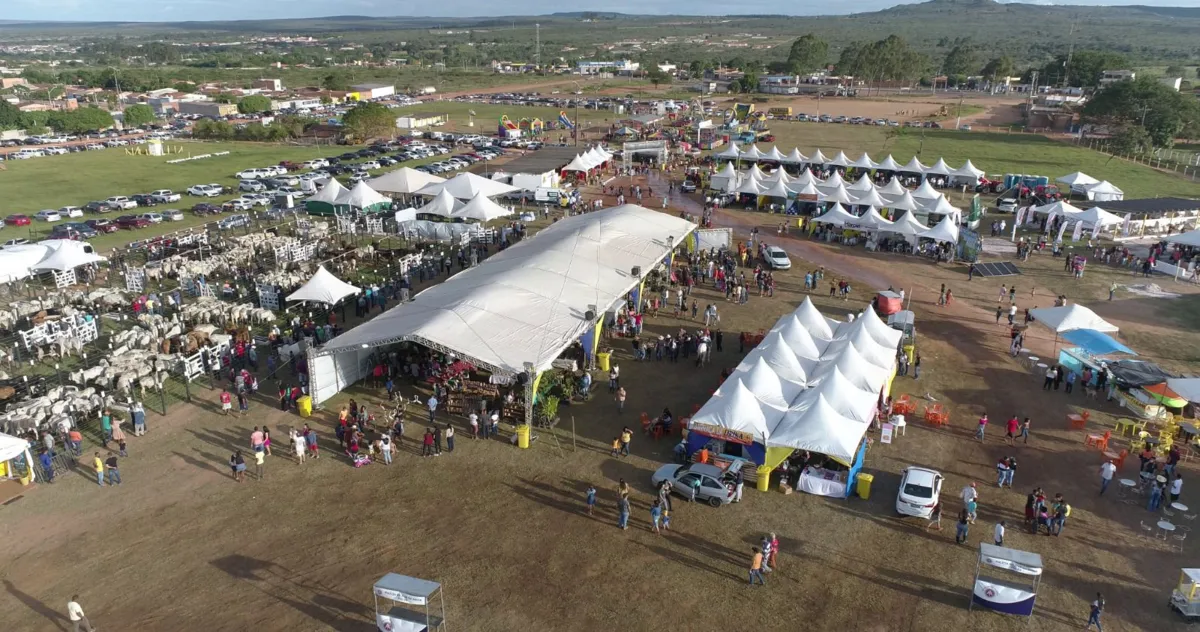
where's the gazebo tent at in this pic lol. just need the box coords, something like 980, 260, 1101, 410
898, 156, 928, 174
738, 330, 819, 384
418, 189, 466, 218
924, 158, 952, 177
764, 167, 793, 185
772, 315, 827, 360
1084, 181, 1124, 202
849, 153, 877, 170
1057, 171, 1099, 194
335, 181, 392, 214
561, 154, 593, 173
740, 145, 765, 161
889, 210, 929, 237
304, 178, 348, 215
912, 179, 941, 199
732, 177, 766, 196
1073, 206, 1123, 229
728, 356, 804, 409
0, 432, 37, 483
31, 241, 106, 272
1030, 200, 1085, 217
790, 169, 818, 187
820, 170, 846, 188
745, 163, 768, 181
791, 182, 824, 201
951, 159, 985, 180
851, 189, 888, 209
826, 151, 851, 168
847, 173, 876, 192
715, 142, 742, 161
860, 206, 895, 231
1028, 305, 1119, 333
792, 296, 836, 341
884, 191, 921, 212
414, 172, 519, 200
811, 203, 859, 226
759, 179, 794, 202
817, 183, 855, 205
783, 148, 808, 164
286, 266, 361, 305
875, 155, 902, 171
711, 162, 739, 192
763, 145, 787, 162
918, 215, 961, 244
452, 192, 514, 222
878, 177, 907, 196
808, 148, 830, 165
367, 167, 445, 196
770, 393, 870, 461
1167, 230, 1200, 248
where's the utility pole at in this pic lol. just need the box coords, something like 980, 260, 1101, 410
1061, 21, 1077, 89
535, 23, 541, 75
954, 94, 965, 130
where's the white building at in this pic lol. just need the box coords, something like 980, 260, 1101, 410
351, 83, 396, 100
1099, 70, 1136, 86
576, 60, 639, 75
1161, 76, 1183, 92
272, 97, 322, 111
395, 112, 445, 129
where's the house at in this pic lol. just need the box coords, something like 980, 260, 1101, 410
272, 97, 322, 111
577, 60, 639, 76
1099, 70, 1136, 86
253, 78, 283, 91
178, 101, 238, 117
350, 83, 395, 100
0, 77, 28, 89
395, 112, 445, 129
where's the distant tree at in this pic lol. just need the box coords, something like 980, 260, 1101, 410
1040, 50, 1128, 88
0, 100, 21, 130
688, 60, 702, 75
835, 43, 863, 76
319, 96, 333, 105
646, 68, 671, 89
237, 94, 273, 114
981, 56, 1016, 82
1196, 67, 1200, 80
1083, 76, 1200, 147
213, 93, 236, 104
172, 82, 194, 93
192, 118, 235, 140
342, 102, 395, 140
736, 72, 759, 93
1165, 65, 1186, 78
942, 45, 976, 78
123, 104, 156, 127
322, 73, 350, 91
1108, 125, 1152, 155
786, 34, 828, 74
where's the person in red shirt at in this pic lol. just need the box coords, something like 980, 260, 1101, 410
1006, 415, 1020, 446
219, 389, 232, 416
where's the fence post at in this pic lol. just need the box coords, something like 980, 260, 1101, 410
184, 377, 191, 402
158, 382, 168, 415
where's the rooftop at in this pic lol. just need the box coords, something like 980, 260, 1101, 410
1096, 197, 1200, 217
484, 147, 580, 175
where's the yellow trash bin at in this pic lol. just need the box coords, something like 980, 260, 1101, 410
297, 396, 313, 418
756, 465, 772, 492
856, 473, 874, 500
596, 352, 611, 373
516, 424, 531, 449
903, 344, 915, 365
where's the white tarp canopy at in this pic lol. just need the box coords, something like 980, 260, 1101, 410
912, 179, 941, 199
951, 159, 985, 180
453, 192, 514, 222
793, 296, 836, 341
884, 190, 921, 212
808, 149, 830, 165
1057, 171, 1099, 191
286, 265, 361, 305
817, 183, 855, 205
1085, 180, 1124, 202
1028, 304, 1119, 333
1167, 230, 1200, 248
851, 189, 889, 209
732, 177, 766, 196
826, 151, 850, 167
367, 167, 445, 195
398, 219, 475, 242
715, 142, 741, 160
850, 153, 877, 170
764, 167, 792, 185
783, 148, 807, 164
792, 182, 824, 200
414, 172, 519, 200
1030, 200, 1085, 217
417, 189, 466, 218
745, 163, 767, 181
770, 393, 870, 460
0, 244, 54, 284
740, 145, 765, 161
790, 169, 818, 187
691, 379, 780, 440
898, 156, 928, 174
729, 356, 804, 409
878, 177, 907, 196
738, 331, 819, 384
307, 178, 347, 204
31, 240, 106, 271
889, 210, 929, 237
1074, 206, 1123, 228
820, 170, 846, 188
317, 205, 696, 376
759, 179, 794, 200
773, 314, 826, 360
875, 155, 902, 171
714, 162, 738, 180
860, 206, 895, 230
918, 215, 960, 244
0, 432, 31, 464
847, 173, 876, 192
924, 158, 952, 176
335, 181, 390, 210
811, 203, 859, 227
763, 145, 787, 161
1166, 378, 1200, 404
562, 154, 593, 173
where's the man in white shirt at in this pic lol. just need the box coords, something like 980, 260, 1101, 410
961, 482, 978, 506
695, 340, 708, 367
993, 520, 1005, 546
1099, 460, 1117, 495
1171, 473, 1184, 503
68, 595, 94, 631
427, 395, 438, 424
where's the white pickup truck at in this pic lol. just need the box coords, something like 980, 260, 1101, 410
150, 189, 182, 203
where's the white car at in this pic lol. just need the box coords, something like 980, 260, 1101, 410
35, 209, 63, 222
188, 184, 222, 197
239, 180, 266, 193
224, 199, 253, 211
300, 159, 328, 169
105, 196, 138, 210
360, 161, 381, 170
275, 186, 307, 198
997, 198, 1018, 213
59, 206, 84, 218
236, 168, 267, 179
248, 194, 273, 207
163, 209, 185, 221
135, 212, 164, 224
896, 467, 943, 519
763, 245, 792, 270
150, 189, 181, 203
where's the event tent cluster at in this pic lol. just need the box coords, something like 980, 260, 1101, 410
716, 142, 983, 179
305, 179, 392, 215
688, 297, 902, 462
560, 146, 615, 173
0, 240, 107, 284
1055, 172, 1126, 201
1028, 200, 1124, 231
308, 204, 697, 404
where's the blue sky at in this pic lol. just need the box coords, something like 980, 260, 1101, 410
3, 0, 1199, 22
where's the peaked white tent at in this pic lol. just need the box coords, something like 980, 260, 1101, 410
878, 176, 907, 196
851, 189, 889, 209
746, 163, 768, 181
951, 159, 985, 180
0, 432, 36, 483
764, 167, 793, 185
791, 182, 824, 200
729, 356, 804, 409
811, 203, 859, 227
820, 170, 846, 188
918, 215, 961, 244
738, 330, 819, 384
924, 158, 952, 176
898, 156, 928, 174
711, 162, 739, 191
1057, 171, 1099, 193
793, 296, 835, 341
769, 394, 869, 461
1084, 181, 1124, 202
847, 173, 876, 192
562, 154, 593, 173
849, 153, 877, 170
759, 179, 794, 201
889, 210, 929, 237
1030, 200, 1085, 217
453, 192, 514, 222
860, 206, 895, 231
875, 155, 902, 171
1028, 304, 1118, 333
826, 151, 851, 167
789, 367, 878, 423
287, 266, 361, 305
715, 142, 742, 161
818, 184, 855, 205
741, 145, 765, 161
31, 243, 105, 272
687, 374, 781, 440
808, 149, 830, 165
783, 148, 808, 164
733, 178, 766, 196
305, 177, 347, 213
773, 314, 827, 360
790, 169, 819, 187
884, 190, 921, 212
418, 189, 466, 217
912, 179, 941, 199
335, 181, 391, 211
1073, 206, 1122, 228
367, 167, 445, 196
414, 172, 519, 200
763, 145, 787, 162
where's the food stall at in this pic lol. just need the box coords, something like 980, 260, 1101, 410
888, 310, 915, 362
1170, 568, 1200, 620
373, 573, 447, 632
969, 544, 1043, 618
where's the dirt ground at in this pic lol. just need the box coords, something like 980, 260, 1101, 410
2, 178, 1198, 631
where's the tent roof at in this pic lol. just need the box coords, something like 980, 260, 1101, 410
889, 210, 928, 236
792, 182, 823, 198
714, 162, 738, 179
730, 356, 804, 409
764, 167, 792, 185
847, 173, 876, 192
808, 149, 830, 164
773, 314, 827, 359
826, 151, 850, 167
860, 206, 895, 230
951, 159, 984, 179
875, 155, 902, 171
1028, 304, 1118, 333
414, 172, 519, 200
849, 153, 877, 170
811, 202, 858, 226
793, 296, 835, 340
1167, 378, 1200, 404
335, 181, 390, 209
738, 330, 819, 384
924, 158, 951, 176
878, 176, 907, 196
1085, 180, 1124, 195
740, 145, 765, 161
898, 156, 928, 174
562, 154, 593, 172
912, 179, 941, 199
820, 170, 845, 188
367, 167, 445, 195
788, 366, 878, 423
1062, 329, 1135, 355
374, 573, 442, 603
1167, 229, 1200, 248
1074, 206, 1123, 227
715, 142, 741, 160
418, 189, 466, 217
817, 184, 854, 205
286, 265, 361, 305
453, 192, 513, 222
769, 393, 869, 460
318, 205, 695, 375
852, 189, 888, 208
884, 190, 921, 211
732, 177, 766, 196
0, 432, 29, 463
691, 375, 780, 440
31, 241, 106, 271
759, 179, 793, 199
791, 169, 818, 187
918, 214, 960, 244
763, 145, 787, 161
782, 148, 807, 164
307, 178, 347, 204
1057, 171, 1099, 187
746, 163, 767, 180
1031, 200, 1086, 216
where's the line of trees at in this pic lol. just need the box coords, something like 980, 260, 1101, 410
0, 100, 115, 134
191, 115, 317, 141
1083, 76, 1200, 153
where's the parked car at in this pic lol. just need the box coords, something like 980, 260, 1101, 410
35, 209, 64, 222
116, 215, 151, 229
223, 199, 253, 212
50, 226, 87, 241
217, 214, 251, 230
192, 203, 222, 215
3, 238, 31, 246
62, 222, 99, 238
896, 466, 943, 519
239, 180, 266, 193
85, 201, 115, 214
105, 196, 138, 210
236, 168, 267, 180
131, 194, 160, 207
58, 206, 85, 218
149, 189, 181, 203
135, 212, 164, 224
163, 209, 185, 221
996, 198, 1018, 213
680, 181, 697, 193
651, 462, 739, 507
85, 218, 119, 233
763, 245, 792, 270
188, 184, 223, 197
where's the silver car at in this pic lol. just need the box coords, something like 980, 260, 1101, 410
651, 462, 738, 507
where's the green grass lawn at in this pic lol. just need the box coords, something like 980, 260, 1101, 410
760, 123, 1200, 200
393, 101, 619, 133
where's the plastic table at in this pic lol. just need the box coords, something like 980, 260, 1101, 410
1159, 520, 1177, 539
1173, 503, 1189, 512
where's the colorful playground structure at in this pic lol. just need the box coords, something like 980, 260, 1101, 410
498, 115, 545, 137
558, 111, 575, 129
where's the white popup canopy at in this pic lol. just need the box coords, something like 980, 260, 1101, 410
1031, 200, 1085, 217
1084, 180, 1124, 202
715, 142, 741, 160
31, 240, 106, 272
307, 178, 347, 204
924, 158, 952, 176
1074, 206, 1123, 228
1167, 229, 1200, 248
918, 215, 961, 244
783, 148, 808, 164
287, 265, 361, 306
418, 189, 466, 218
808, 148, 830, 165
847, 173, 876, 192
951, 159, 985, 180
1028, 304, 1118, 333
763, 145, 787, 162
898, 156, 928, 174
740, 145, 765, 161
453, 192, 514, 222
368, 167, 445, 195
335, 181, 390, 210
849, 153, 877, 170
889, 210, 929, 237
561, 154, 593, 173
811, 203, 859, 227
1057, 171, 1099, 192
875, 155, 902, 171
826, 151, 851, 167
878, 177, 907, 196
414, 172, 518, 200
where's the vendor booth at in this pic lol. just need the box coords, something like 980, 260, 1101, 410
970, 544, 1043, 618
373, 573, 446, 632
0, 432, 35, 483
1170, 568, 1200, 620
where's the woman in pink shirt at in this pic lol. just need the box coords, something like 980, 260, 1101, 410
975, 413, 989, 442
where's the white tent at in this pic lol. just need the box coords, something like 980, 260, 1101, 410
1167, 378, 1200, 404
817, 183, 855, 205
826, 151, 850, 167
764, 167, 793, 185
773, 314, 827, 360
921, 195, 963, 222
759, 179, 794, 201
782, 148, 808, 164
31, 241, 106, 271
789, 366, 878, 423
740, 145, 765, 161
692, 380, 781, 441
1028, 304, 1118, 333
307, 178, 347, 205
791, 182, 824, 201
1073, 206, 1122, 229
414, 172, 519, 200
820, 170, 846, 188
1085, 181, 1124, 202
1167, 230, 1200, 248
918, 215, 960, 244
1030, 200, 1085, 217
823, 325, 897, 372
898, 156, 928, 174
1057, 171, 1099, 193
562, 154, 593, 173
912, 179, 941, 199
851, 189, 889, 209
790, 169, 819, 187
335, 181, 390, 210
453, 192, 514, 222
0, 432, 36, 483
769, 393, 869, 460
713, 162, 738, 180
367, 168, 445, 196
711, 162, 739, 191
884, 190, 921, 212
793, 296, 835, 341
732, 177, 766, 196
811, 203, 859, 227
286, 265, 361, 305
875, 155, 902, 171
746, 163, 768, 181
878, 176, 907, 196
738, 330, 819, 384
847, 173, 876, 192
0, 244, 54, 284
715, 143, 742, 161
418, 189, 466, 217
860, 206, 895, 231
951, 159, 985, 180
808, 148, 830, 165
763, 145, 787, 162
583, 147, 606, 167
924, 158, 952, 176
315, 205, 696, 379
889, 210, 929, 237
810, 344, 891, 393
849, 153, 877, 170
729, 356, 804, 409
858, 307, 905, 349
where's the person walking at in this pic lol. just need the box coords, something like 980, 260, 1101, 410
262, 426, 272, 456
748, 547, 766, 585
220, 389, 232, 415
615, 386, 626, 413
1019, 417, 1031, 444
975, 413, 989, 442
104, 453, 121, 486
304, 425, 320, 459
926, 501, 943, 531
913, 353, 922, 379
100, 410, 112, 448
620, 427, 632, 457
67, 595, 95, 632
617, 495, 630, 530
955, 508, 970, 544
426, 394, 438, 424
585, 484, 597, 516
1099, 459, 1117, 495
1086, 593, 1105, 631
608, 365, 619, 393
1042, 365, 1057, 390
1005, 415, 1020, 446
230, 450, 246, 482
993, 520, 1006, 546
254, 449, 265, 480
445, 425, 455, 453
650, 500, 663, 534
292, 429, 307, 464
1171, 473, 1184, 504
